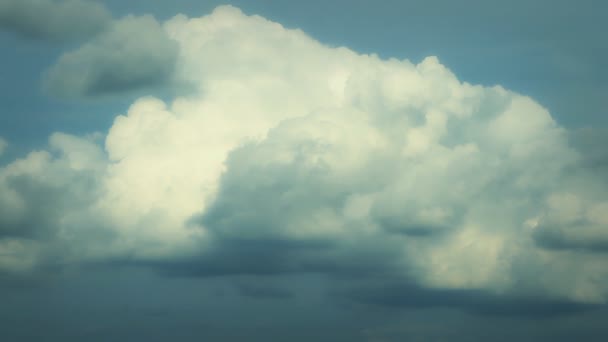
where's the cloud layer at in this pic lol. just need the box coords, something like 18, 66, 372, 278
0, 0, 110, 42
1, 5, 608, 313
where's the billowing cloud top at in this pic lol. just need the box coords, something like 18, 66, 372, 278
1, 5, 608, 313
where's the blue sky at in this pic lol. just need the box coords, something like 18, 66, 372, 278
1, 1, 608, 341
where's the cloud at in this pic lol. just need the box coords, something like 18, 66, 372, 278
43, 14, 179, 98
235, 281, 294, 300
0, 0, 111, 42
532, 193, 608, 252
570, 127, 608, 176
2, 5, 608, 314
0, 132, 111, 274
336, 280, 598, 317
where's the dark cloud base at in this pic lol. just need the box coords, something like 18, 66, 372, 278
3, 267, 608, 342
338, 282, 603, 317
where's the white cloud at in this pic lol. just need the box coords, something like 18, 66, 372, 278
0, 0, 110, 41
2, 5, 608, 307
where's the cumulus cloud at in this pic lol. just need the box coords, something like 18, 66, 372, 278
43, 14, 179, 98
533, 193, 608, 252
2, 5, 608, 313
0, 0, 110, 42
0, 133, 110, 274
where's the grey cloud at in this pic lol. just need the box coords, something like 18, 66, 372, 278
190, 124, 395, 277
179, 109, 574, 316
337, 281, 601, 318
0, 137, 105, 236
371, 199, 464, 237
235, 282, 294, 300
182, 99, 533, 294
570, 127, 608, 176
512, 129, 608, 254
0, 173, 77, 239
534, 223, 608, 253
0, 170, 112, 240
0, 0, 111, 42
153, 238, 336, 278
201, 153, 346, 241
0, 133, 114, 275
530, 186, 608, 254
43, 14, 178, 98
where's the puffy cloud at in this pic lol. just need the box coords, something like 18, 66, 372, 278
0, 133, 112, 273
0, 0, 110, 42
533, 193, 608, 252
43, 14, 179, 98
2, 5, 608, 313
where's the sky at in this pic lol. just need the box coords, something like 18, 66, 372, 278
1, 0, 608, 341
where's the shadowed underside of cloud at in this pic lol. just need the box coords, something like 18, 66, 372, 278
43, 14, 179, 98
337, 281, 600, 317
2, 5, 608, 316
0, 0, 111, 42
